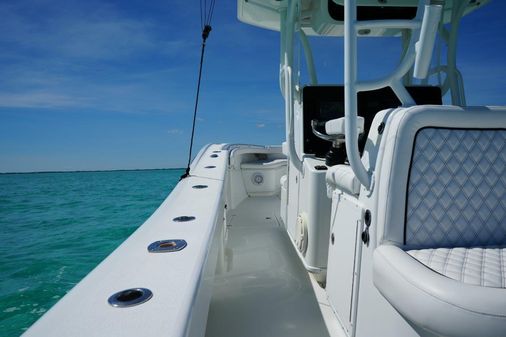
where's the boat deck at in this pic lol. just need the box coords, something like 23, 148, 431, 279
205, 196, 332, 337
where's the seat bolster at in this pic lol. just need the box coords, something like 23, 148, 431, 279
325, 165, 360, 196
373, 245, 506, 337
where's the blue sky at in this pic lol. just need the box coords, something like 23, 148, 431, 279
0, 0, 504, 172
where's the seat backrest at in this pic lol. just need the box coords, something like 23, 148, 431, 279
375, 105, 506, 249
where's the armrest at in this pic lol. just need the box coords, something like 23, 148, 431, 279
373, 245, 506, 337
326, 165, 360, 196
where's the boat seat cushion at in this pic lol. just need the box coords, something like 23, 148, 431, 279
372, 106, 506, 336
375, 105, 506, 247
241, 158, 287, 169
407, 247, 506, 288
405, 127, 506, 248
374, 245, 506, 337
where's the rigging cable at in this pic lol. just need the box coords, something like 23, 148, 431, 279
180, 0, 216, 180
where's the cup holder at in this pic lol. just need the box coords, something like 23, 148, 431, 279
108, 288, 153, 308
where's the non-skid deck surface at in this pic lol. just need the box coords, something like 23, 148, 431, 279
205, 197, 330, 337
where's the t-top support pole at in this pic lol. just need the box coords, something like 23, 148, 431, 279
343, 0, 436, 190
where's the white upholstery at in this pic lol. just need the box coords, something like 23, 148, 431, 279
372, 105, 506, 337
241, 158, 287, 169
374, 245, 506, 337
408, 247, 506, 288
406, 128, 506, 248
375, 105, 506, 247
325, 165, 360, 196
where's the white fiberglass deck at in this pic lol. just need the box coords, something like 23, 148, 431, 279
205, 196, 331, 337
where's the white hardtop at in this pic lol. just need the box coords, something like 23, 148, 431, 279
238, 0, 490, 36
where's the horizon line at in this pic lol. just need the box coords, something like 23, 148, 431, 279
0, 167, 185, 175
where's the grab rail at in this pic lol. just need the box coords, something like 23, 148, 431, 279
280, 0, 303, 173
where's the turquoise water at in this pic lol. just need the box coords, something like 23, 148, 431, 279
0, 169, 183, 336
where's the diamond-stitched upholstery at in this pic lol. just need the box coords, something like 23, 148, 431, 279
406, 128, 506, 248
373, 107, 506, 337
408, 247, 506, 288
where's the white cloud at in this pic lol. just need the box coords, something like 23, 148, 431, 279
256, 123, 266, 128
167, 129, 183, 135
0, 91, 89, 108
0, 1, 189, 60
0, 0, 194, 113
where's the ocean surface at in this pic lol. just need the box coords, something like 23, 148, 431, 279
0, 169, 183, 337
